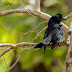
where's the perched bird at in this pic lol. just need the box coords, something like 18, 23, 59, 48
33, 14, 67, 54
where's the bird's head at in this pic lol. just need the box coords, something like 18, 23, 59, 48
53, 14, 67, 23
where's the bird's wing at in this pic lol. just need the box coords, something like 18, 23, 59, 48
42, 25, 57, 45
43, 28, 49, 39
52, 27, 64, 42
42, 32, 52, 45
56, 28, 64, 42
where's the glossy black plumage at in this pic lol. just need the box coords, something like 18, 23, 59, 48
33, 14, 67, 54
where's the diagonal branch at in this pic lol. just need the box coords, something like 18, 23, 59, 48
0, 0, 15, 12
0, 9, 68, 33
65, 12, 72, 19
0, 47, 13, 58
31, 26, 47, 41
23, 21, 48, 35
21, 21, 48, 42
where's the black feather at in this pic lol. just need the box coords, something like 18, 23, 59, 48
33, 14, 67, 54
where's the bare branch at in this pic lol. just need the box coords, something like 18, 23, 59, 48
65, 21, 72, 72
65, 12, 72, 19
0, 9, 68, 33
23, 21, 48, 35
65, 35, 72, 72
0, 47, 13, 58
20, 0, 35, 17
1, 48, 8, 69
5, 46, 27, 72
0, 42, 68, 58
35, 0, 40, 11
65, 21, 72, 45
21, 21, 48, 42
31, 26, 47, 42
0, 9, 51, 20
0, 0, 15, 12
6, 42, 67, 72
0, 42, 37, 48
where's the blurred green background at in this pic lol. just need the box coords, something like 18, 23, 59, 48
0, 0, 72, 72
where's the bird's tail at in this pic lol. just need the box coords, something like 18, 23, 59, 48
33, 42, 44, 48
44, 45, 46, 54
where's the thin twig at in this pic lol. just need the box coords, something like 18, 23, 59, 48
0, 47, 13, 58
0, 0, 15, 12
20, 0, 35, 17
31, 26, 47, 41
5, 46, 27, 72
1, 48, 8, 69
24, 21, 48, 35
21, 21, 48, 42
0, 22, 8, 29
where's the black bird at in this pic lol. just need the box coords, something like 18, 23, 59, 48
33, 14, 67, 54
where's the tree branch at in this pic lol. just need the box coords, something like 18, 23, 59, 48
65, 21, 72, 72
31, 26, 47, 41
0, 9, 68, 33
0, 47, 13, 58
23, 21, 48, 35
65, 35, 72, 72
65, 12, 72, 19
35, 0, 40, 11
21, 21, 48, 42
65, 21, 72, 45
0, 0, 15, 12
0, 42, 68, 58
5, 46, 27, 72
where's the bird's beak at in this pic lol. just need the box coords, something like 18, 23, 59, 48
61, 18, 67, 21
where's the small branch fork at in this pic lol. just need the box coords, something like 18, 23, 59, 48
0, 0, 72, 72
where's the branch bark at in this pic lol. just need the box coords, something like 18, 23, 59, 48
65, 12, 72, 19
35, 0, 40, 11
65, 21, 72, 72
65, 35, 72, 72
0, 42, 67, 58
0, 9, 68, 33
65, 21, 72, 45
